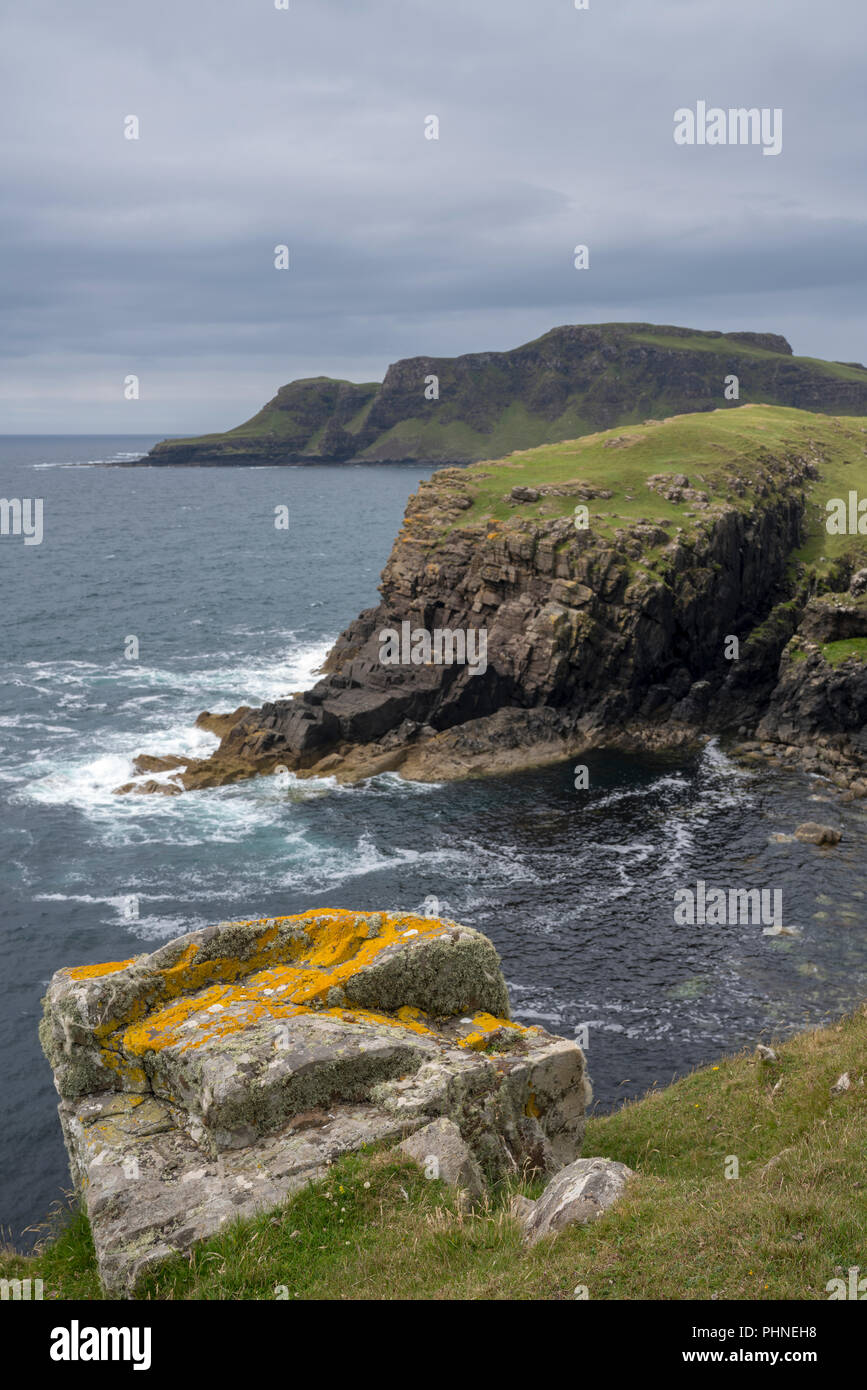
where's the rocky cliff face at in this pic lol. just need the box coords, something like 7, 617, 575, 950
142, 323, 867, 466
123, 404, 867, 795
199, 484, 798, 781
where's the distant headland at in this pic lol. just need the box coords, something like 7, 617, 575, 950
132, 322, 867, 467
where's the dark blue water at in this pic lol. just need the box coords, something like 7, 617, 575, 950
2, 436, 866, 1249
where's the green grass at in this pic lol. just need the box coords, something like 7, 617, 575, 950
628, 330, 867, 382
163, 380, 381, 452
629, 330, 787, 360
789, 419, 867, 574
821, 638, 867, 667
455, 405, 860, 518
406, 406, 867, 586
794, 356, 867, 385
344, 395, 377, 435
360, 403, 611, 464
0, 1209, 104, 1301
6, 1006, 866, 1301
359, 414, 492, 461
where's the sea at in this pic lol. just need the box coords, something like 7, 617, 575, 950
1, 435, 865, 1249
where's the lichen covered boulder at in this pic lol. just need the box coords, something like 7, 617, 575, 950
40, 910, 590, 1292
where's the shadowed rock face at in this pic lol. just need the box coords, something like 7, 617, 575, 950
220, 497, 798, 747
40, 910, 590, 1293
141, 322, 867, 467
757, 596, 867, 753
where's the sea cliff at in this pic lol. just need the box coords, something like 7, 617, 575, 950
123, 404, 867, 797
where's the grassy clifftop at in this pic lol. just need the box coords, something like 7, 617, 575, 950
144, 323, 867, 466
406, 405, 867, 585
6, 1005, 866, 1300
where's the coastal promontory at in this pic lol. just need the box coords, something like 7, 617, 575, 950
124, 404, 867, 796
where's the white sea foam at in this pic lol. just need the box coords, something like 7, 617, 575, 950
32, 451, 150, 467
12, 633, 331, 706
590, 773, 687, 809
701, 737, 740, 775
130, 914, 211, 942
511, 1007, 566, 1025
13, 634, 337, 815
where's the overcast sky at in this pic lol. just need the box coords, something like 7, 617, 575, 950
2, 0, 866, 433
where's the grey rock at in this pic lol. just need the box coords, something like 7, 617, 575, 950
397, 1117, 485, 1203
40, 910, 590, 1294
850, 569, 867, 596
512, 1156, 634, 1245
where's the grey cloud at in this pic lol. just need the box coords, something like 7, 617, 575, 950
2, 0, 865, 431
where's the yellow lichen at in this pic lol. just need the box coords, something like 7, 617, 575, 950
67, 958, 137, 981
457, 1012, 523, 1051
66, 911, 528, 1075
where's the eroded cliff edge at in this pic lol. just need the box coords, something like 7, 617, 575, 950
123, 405, 867, 795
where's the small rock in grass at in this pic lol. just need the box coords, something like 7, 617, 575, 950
511, 1157, 634, 1245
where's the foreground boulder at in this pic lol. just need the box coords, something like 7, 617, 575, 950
398, 1117, 486, 1205
40, 910, 590, 1293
